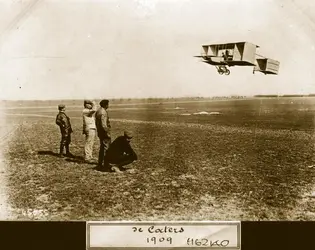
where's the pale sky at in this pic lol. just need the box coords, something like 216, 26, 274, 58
0, 0, 314, 100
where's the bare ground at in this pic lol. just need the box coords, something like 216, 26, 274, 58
1, 98, 315, 220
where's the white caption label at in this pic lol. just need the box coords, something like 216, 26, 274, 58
87, 221, 241, 249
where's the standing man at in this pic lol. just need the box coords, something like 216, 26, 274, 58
95, 99, 111, 171
55, 104, 74, 158
82, 100, 97, 163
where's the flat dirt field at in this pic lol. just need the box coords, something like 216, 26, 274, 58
0, 97, 314, 220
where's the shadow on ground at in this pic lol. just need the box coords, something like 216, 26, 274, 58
37, 150, 60, 157
65, 158, 97, 165
38, 151, 85, 161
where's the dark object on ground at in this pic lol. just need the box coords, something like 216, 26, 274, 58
107, 135, 138, 168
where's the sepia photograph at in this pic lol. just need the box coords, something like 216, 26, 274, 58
0, 0, 314, 221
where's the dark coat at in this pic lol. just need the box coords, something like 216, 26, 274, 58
95, 107, 111, 138
106, 136, 137, 161
56, 112, 73, 135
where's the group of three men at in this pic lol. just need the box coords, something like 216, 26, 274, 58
55, 99, 137, 173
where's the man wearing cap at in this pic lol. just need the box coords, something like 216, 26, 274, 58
106, 131, 138, 173
95, 99, 111, 170
82, 100, 97, 163
55, 104, 73, 157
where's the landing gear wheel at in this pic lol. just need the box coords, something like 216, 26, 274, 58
217, 66, 225, 75
225, 69, 230, 75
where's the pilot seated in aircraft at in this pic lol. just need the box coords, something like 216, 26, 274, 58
222, 52, 226, 60
223, 50, 231, 61
106, 131, 138, 173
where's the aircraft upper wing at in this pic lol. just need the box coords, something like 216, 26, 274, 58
194, 55, 218, 58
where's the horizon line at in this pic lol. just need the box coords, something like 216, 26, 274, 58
1, 94, 315, 102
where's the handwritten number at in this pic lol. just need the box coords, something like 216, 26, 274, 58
221, 240, 230, 247
167, 237, 172, 244
146, 237, 172, 245
187, 238, 192, 245
202, 239, 208, 246
152, 237, 156, 244
186, 238, 230, 247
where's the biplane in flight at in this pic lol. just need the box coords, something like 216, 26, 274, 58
195, 42, 280, 75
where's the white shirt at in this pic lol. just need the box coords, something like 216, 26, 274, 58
82, 106, 96, 130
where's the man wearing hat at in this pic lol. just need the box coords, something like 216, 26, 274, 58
82, 100, 97, 162
95, 99, 111, 170
106, 131, 138, 173
55, 104, 73, 157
